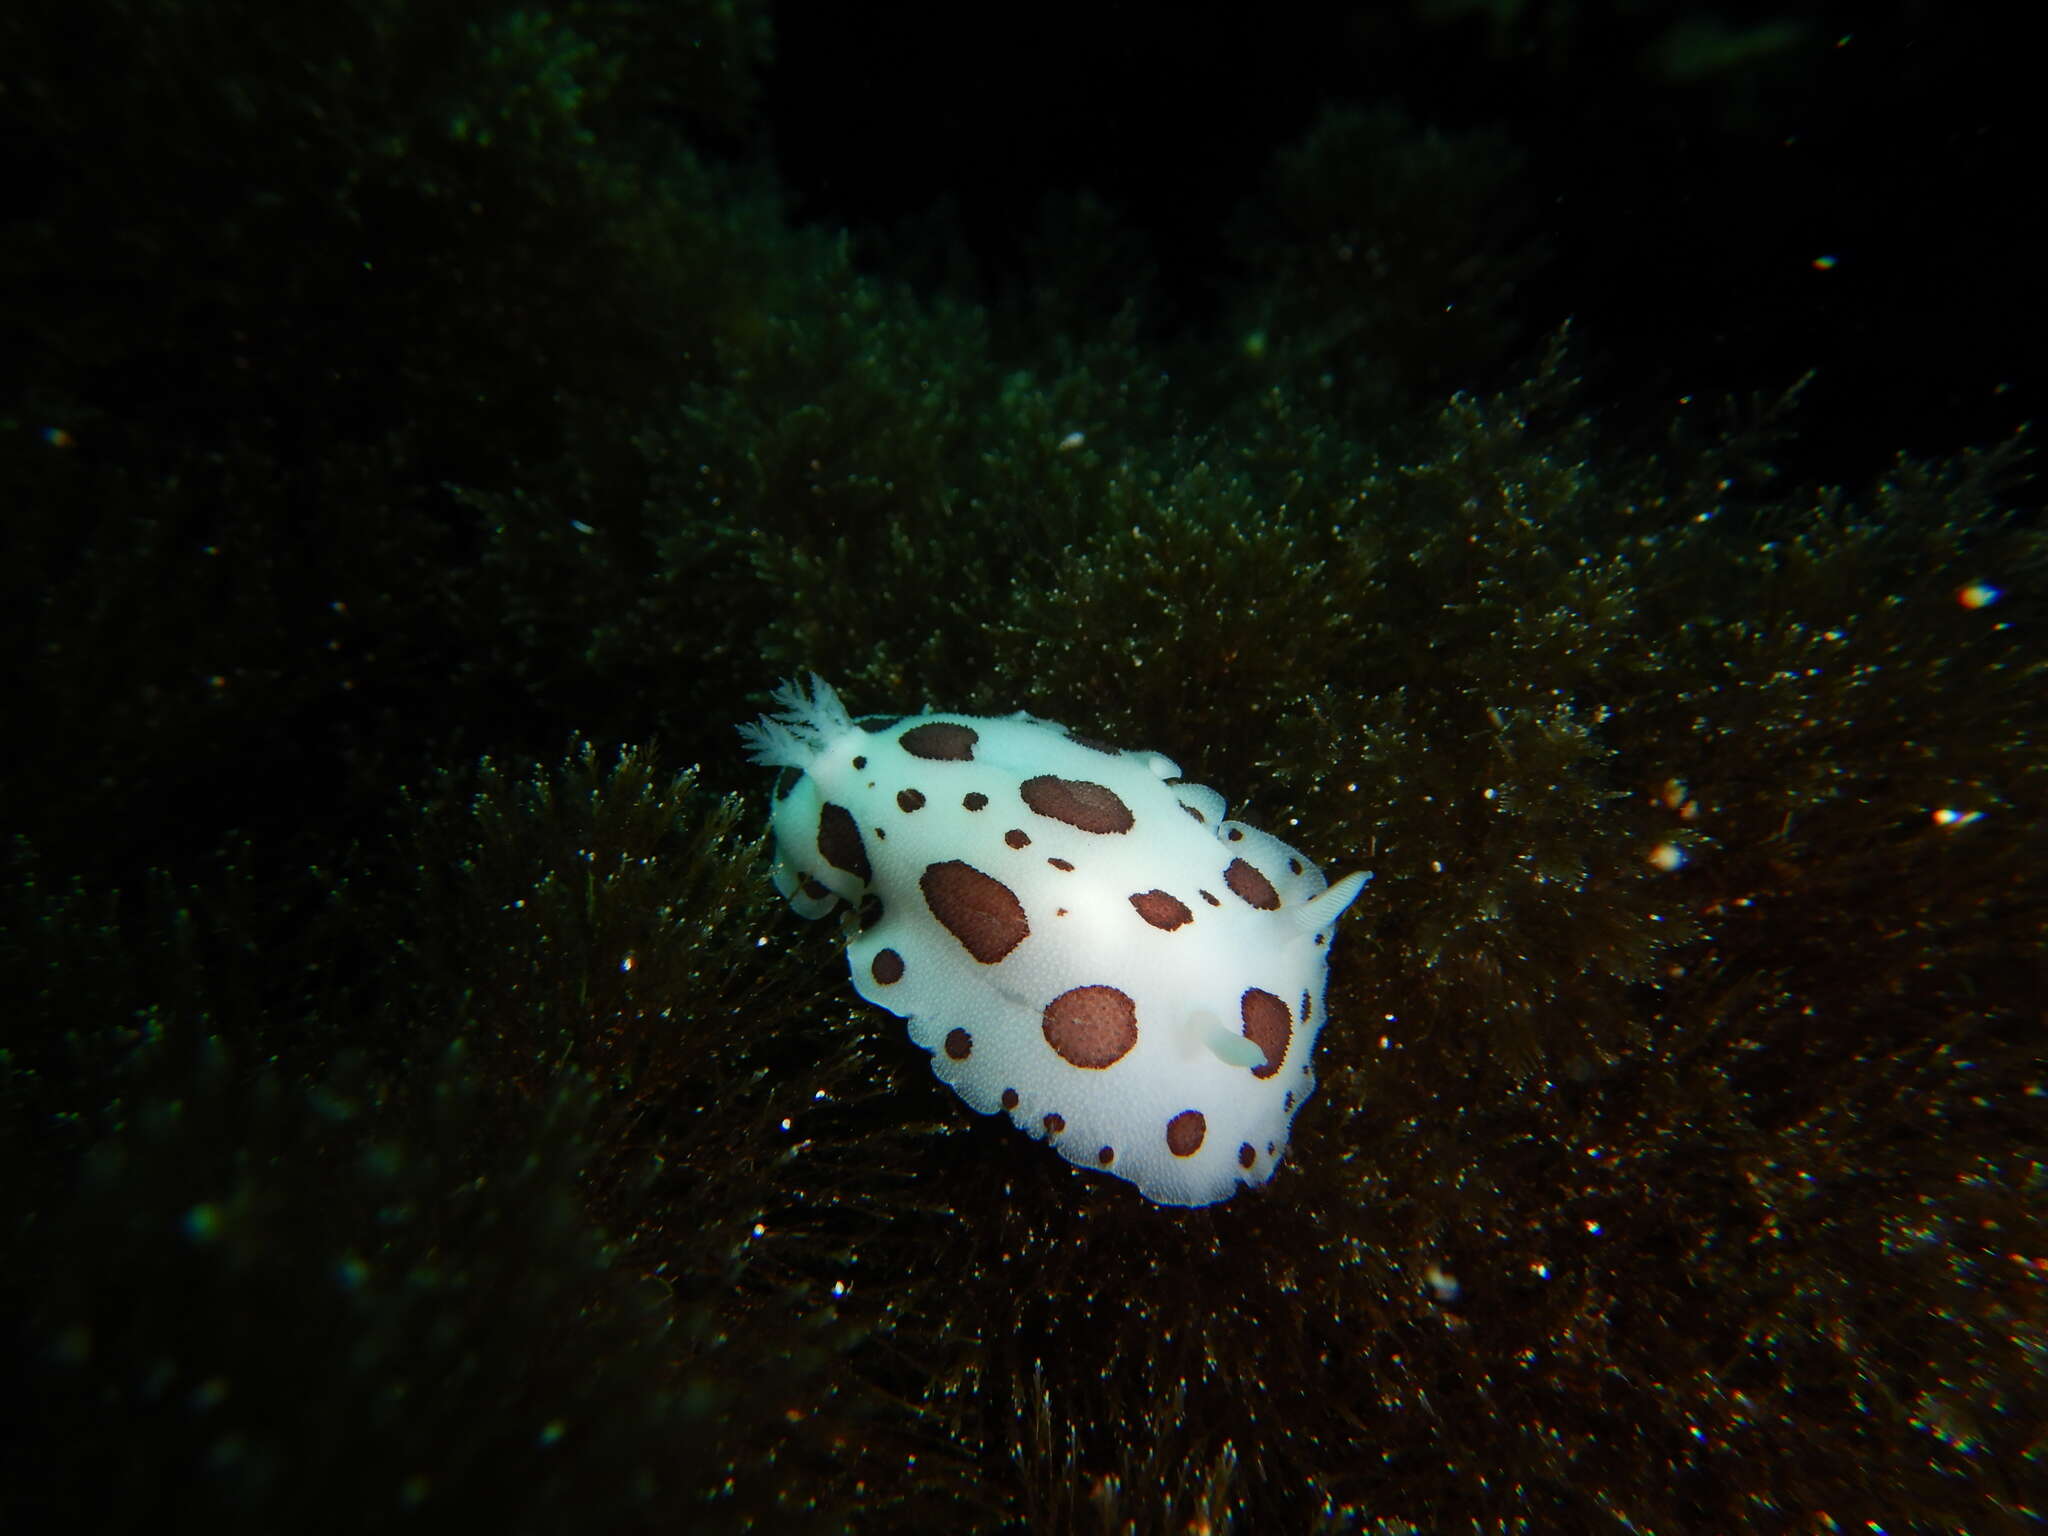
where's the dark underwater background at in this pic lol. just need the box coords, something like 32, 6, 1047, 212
3, 1, 2042, 1530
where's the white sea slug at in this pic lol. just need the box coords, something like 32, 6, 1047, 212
740, 676, 1369, 1206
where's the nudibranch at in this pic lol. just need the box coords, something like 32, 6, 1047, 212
739, 676, 1369, 1206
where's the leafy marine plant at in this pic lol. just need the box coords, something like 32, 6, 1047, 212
3, 0, 2043, 1529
